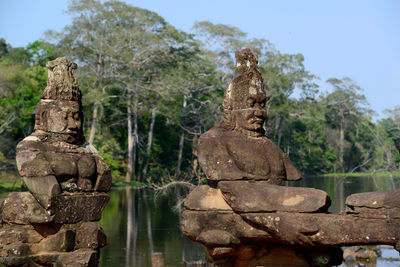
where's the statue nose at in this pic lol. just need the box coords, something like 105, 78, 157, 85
67, 116, 77, 129
254, 109, 264, 117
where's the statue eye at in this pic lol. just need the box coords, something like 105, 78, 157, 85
73, 113, 80, 120
260, 100, 266, 108
247, 99, 255, 107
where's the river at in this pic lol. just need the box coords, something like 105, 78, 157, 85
99, 176, 400, 267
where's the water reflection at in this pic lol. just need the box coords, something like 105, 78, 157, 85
99, 176, 400, 266
99, 186, 204, 267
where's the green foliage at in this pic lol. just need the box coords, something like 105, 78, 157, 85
93, 131, 125, 180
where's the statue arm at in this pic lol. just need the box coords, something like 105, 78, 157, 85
281, 152, 302, 181
16, 150, 61, 208
93, 154, 112, 191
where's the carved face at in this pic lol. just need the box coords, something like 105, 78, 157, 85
233, 92, 266, 132
35, 101, 83, 135
48, 106, 82, 134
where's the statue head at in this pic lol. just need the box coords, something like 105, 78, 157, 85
34, 57, 85, 144
220, 49, 267, 136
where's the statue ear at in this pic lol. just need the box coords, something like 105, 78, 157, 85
222, 83, 233, 111
34, 107, 48, 131
40, 110, 48, 128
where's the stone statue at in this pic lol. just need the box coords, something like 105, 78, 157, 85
0, 57, 110, 266
182, 49, 400, 266
198, 48, 302, 184
15, 57, 111, 209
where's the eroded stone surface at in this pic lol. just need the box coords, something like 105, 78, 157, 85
51, 192, 109, 224
2, 249, 98, 267
22, 176, 60, 208
75, 222, 107, 250
0, 222, 105, 266
197, 230, 240, 246
1, 191, 106, 228
2, 192, 53, 224
0, 225, 43, 248
345, 189, 400, 218
184, 185, 232, 211
182, 210, 271, 246
242, 212, 400, 247
41, 57, 82, 101
30, 229, 75, 253
219, 181, 330, 213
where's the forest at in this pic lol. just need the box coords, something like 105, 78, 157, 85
1, 0, 400, 186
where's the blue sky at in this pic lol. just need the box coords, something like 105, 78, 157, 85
1, 0, 399, 119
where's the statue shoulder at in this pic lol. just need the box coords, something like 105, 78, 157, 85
199, 127, 230, 147
198, 127, 231, 158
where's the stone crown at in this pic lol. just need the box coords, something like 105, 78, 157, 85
41, 57, 82, 101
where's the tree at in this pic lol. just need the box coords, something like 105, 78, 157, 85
374, 106, 400, 173
323, 77, 371, 172
260, 52, 318, 147
48, 0, 187, 181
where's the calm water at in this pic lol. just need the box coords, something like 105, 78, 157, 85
99, 176, 400, 267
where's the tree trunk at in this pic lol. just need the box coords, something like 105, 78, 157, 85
88, 54, 104, 145
126, 96, 133, 182
277, 116, 284, 147
132, 96, 138, 180
142, 94, 159, 182
175, 95, 187, 179
339, 119, 345, 173
175, 129, 185, 179
88, 102, 99, 144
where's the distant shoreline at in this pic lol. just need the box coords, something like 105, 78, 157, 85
321, 172, 400, 178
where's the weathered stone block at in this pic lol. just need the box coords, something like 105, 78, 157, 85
1, 249, 98, 267
242, 212, 400, 247
75, 222, 106, 249
22, 175, 61, 208
0, 225, 33, 247
2, 192, 53, 224
3, 242, 30, 257
244, 246, 310, 267
345, 189, 400, 218
197, 230, 240, 246
47, 152, 78, 178
184, 185, 232, 211
78, 155, 96, 178
31, 229, 75, 253
57, 249, 98, 267
20, 153, 53, 177
219, 180, 331, 213
182, 210, 271, 246
51, 192, 109, 224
